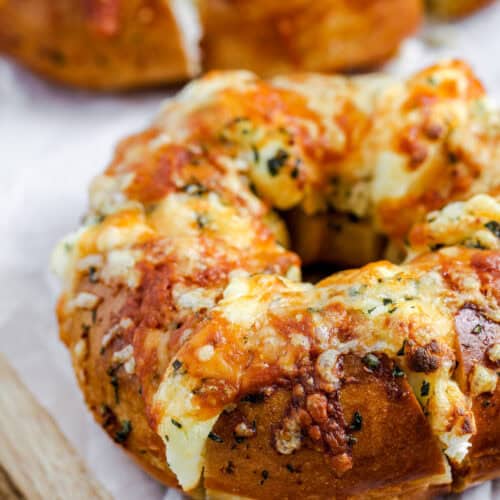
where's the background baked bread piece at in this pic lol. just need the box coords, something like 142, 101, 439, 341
0, 0, 201, 89
0, 0, 494, 90
200, 0, 422, 76
426, 0, 494, 17
0, 0, 422, 89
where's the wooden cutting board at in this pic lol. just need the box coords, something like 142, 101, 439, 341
0, 353, 111, 500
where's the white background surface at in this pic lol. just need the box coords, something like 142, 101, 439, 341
1, 3, 500, 498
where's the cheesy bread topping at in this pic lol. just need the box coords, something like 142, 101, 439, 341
53, 61, 500, 494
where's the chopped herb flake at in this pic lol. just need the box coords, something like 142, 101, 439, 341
485, 221, 500, 238
242, 392, 265, 404
208, 432, 224, 443
430, 243, 445, 251
347, 212, 360, 223
397, 340, 407, 356
260, 470, 269, 484
347, 434, 357, 446
114, 420, 132, 443
349, 411, 363, 431
267, 149, 289, 176
196, 213, 209, 229
392, 365, 405, 378
382, 298, 393, 306
251, 145, 260, 163
471, 324, 483, 335
100, 404, 115, 428
171, 419, 182, 429
107, 367, 120, 404
184, 183, 206, 196
421, 380, 430, 397
224, 460, 235, 474
362, 353, 380, 371
81, 323, 90, 337
88, 266, 98, 283
466, 239, 486, 250
173, 359, 182, 371
307, 307, 321, 314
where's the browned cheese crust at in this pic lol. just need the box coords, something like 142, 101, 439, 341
52, 62, 500, 498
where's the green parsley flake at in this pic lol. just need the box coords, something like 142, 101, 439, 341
362, 353, 380, 370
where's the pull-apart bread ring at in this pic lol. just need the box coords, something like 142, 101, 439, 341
53, 61, 500, 498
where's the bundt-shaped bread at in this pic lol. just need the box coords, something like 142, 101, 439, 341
52, 61, 500, 497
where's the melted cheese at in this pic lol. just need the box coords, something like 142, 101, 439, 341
155, 372, 219, 491
470, 365, 498, 397
53, 62, 500, 493
50, 227, 89, 286
101, 249, 141, 287
169, 0, 202, 75
172, 283, 216, 311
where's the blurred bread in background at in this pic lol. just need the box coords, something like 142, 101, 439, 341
426, 0, 494, 17
0, 0, 202, 89
0, 0, 493, 90
200, 0, 422, 76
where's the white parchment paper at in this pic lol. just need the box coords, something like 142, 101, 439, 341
1, 4, 500, 498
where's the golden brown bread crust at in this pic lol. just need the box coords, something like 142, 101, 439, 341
60, 249, 500, 497
201, 0, 422, 76
53, 63, 500, 498
0, 0, 198, 89
427, 0, 494, 17
57, 281, 178, 488
63, 285, 453, 498
204, 356, 450, 499
452, 300, 500, 490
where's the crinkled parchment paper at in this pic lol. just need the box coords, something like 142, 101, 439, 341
1, 4, 500, 498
